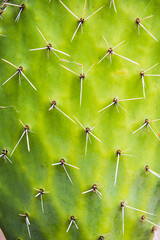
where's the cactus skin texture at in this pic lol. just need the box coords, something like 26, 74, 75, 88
0, 0, 160, 239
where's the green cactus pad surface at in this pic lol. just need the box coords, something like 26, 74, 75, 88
0, 0, 160, 240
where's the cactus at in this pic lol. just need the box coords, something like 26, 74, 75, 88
0, 0, 160, 239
